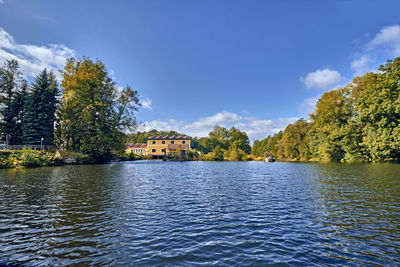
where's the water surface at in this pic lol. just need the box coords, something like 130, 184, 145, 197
0, 161, 399, 266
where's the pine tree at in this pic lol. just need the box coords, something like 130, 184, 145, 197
10, 81, 28, 144
23, 69, 59, 145
0, 59, 24, 145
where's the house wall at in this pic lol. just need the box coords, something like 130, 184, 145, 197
147, 139, 191, 155
125, 148, 147, 155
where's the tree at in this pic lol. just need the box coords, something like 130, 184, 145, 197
0, 59, 24, 144
310, 88, 356, 161
351, 58, 400, 161
277, 119, 312, 160
23, 69, 59, 145
228, 127, 251, 154
57, 57, 140, 161
10, 81, 28, 144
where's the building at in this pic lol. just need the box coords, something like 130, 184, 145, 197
126, 143, 147, 155
147, 135, 191, 158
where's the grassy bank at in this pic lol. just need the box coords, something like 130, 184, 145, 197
0, 149, 98, 169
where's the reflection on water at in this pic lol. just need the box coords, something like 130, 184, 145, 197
0, 162, 399, 266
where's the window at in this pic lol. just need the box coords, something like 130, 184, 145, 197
171, 141, 175, 144
161, 148, 166, 152
182, 141, 186, 144
152, 149, 156, 153
152, 141, 156, 144
162, 141, 165, 144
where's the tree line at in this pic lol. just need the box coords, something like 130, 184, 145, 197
0, 58, 140, 162
252, 57, 400, 162
0, 60, 58, 146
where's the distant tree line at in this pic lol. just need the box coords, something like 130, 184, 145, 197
252, 57, 400, 162
0, 58, 140, 162
193, 126, 252, 161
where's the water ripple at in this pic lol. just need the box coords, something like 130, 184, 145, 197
0, 162, 399, 266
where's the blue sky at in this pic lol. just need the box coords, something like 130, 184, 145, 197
1, 0, 400, 141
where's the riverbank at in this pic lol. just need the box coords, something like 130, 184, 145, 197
2, 149, 394, 169
0, 149, 98, 169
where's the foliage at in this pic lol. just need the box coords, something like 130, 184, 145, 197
23, 69, 59, 145
276, 119, 313, 160
196, 126, 251, 161
0, 60, 26, 145
19, 148, 55, 167
0, 149, 56, 168
251, 131, 282, 158
255, 57, 400, 162
57, 57, 140, 162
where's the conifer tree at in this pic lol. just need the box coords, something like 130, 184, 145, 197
23, 69, 59, 145
10, 81, 28, 144
0, 59, 24, 145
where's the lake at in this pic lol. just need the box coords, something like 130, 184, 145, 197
0, 161, 399, 266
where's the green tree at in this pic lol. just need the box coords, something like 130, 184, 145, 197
23, 69, 59, 145
57, 58, 140, 161
277, 119, 312, 160
228, 127, 251, 154
0, 59, 24, 144
351, 58, 400, 161
9, 81, 28, 145
310, 88, 356, 161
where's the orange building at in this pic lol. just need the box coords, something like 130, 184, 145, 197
147, 135, 191, 158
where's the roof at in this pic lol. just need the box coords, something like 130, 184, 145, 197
168, 144, 189, 150
147, 135, 191, 140
126, 143, 147, 148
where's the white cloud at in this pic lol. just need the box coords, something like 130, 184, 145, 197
140, 97, 152, 110
351, 54, 371, 74
367, 25, 400, 55
140, 111, 297, 142
300, 68, 343, 89
351, 25, 400, 76
0, 27, 75, 80
0, 0, 4, 4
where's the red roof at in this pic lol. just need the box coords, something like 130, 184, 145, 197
148, 135, 191, 140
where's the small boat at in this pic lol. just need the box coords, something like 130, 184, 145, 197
265, 152, 275, 162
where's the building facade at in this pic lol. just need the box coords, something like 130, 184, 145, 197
147, 135, 191, 158
126, 143, 147, 155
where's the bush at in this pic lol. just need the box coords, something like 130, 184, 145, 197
0, 152, 16, 168
19, 149, 56, 167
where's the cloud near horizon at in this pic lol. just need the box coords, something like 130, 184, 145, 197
140, 111, 298, 142
0, 27, 75, 80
